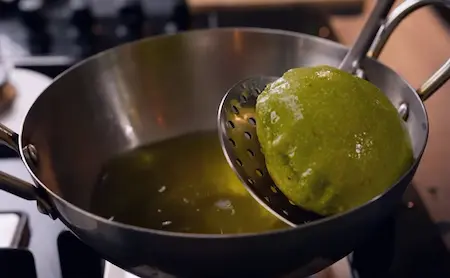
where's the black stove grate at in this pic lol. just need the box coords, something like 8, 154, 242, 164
57, 232, 104, 278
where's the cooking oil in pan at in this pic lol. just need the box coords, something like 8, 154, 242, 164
90, 131, 287, 234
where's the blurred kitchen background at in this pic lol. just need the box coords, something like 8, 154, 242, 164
0, 0, 449, 277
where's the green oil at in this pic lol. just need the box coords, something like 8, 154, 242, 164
90, 130, 287, 234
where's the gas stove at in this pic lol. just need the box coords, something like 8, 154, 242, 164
0, 2, 449, 278
1, 179, 450, 278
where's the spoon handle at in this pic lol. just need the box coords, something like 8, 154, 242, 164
339, 0, 396, 74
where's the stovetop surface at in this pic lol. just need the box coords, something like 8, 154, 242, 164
0, 3, 450, 278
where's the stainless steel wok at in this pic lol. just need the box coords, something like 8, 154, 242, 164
0, 0, 450, 277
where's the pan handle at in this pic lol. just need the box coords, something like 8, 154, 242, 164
0, 124, 55, 218
367, 0, 450, 101
339, 0, 395, 73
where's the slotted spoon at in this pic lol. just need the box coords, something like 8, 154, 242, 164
217, 0, 396, 226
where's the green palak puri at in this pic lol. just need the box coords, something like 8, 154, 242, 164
255, 65, 414, 216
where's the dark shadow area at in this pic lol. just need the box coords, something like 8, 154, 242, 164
351, 183, 450, 278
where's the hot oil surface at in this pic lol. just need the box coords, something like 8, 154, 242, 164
90, 131, 287, 234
